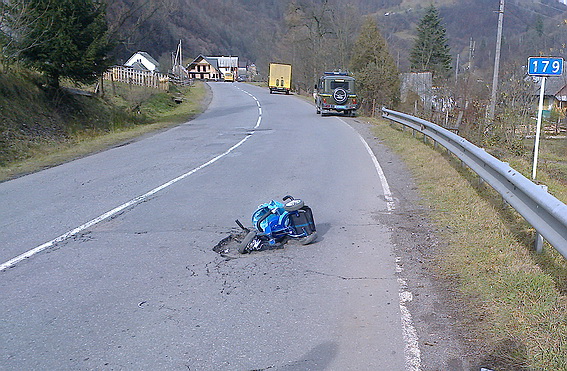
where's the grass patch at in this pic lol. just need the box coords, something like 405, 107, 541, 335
0, 73, 207, 182
370, 118, 567, 370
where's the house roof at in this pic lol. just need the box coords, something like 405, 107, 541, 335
128, 61, 147, 71
216, 56, 238, 68
187, 54, 220, 71
544, 74, 567, 96
126, 51, 160, 68
136, 51, 159, 67
531, 69, 567, 96
188, 55, 238, 69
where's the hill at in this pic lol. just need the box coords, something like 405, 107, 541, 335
106, 0, 567, 77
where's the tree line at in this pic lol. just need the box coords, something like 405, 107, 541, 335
0, 0, 115, 88
0, 0, 171, 88
275, 1, 451, 112
0, 0, 451, 113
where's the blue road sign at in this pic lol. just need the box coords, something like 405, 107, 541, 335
528, 57, 564, 76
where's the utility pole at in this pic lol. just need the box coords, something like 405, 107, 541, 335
455, 53, 460, 85
488, 0, 505, 124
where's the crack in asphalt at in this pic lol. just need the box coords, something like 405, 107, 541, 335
305, 269, 392, 281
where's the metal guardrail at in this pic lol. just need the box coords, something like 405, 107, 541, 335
382, 108, 567, 256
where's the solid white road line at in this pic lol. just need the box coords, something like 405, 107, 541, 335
339, 117, 395, 212
0, 88, 263, 272
339, 117, 422, 371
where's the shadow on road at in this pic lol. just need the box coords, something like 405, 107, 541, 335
275, 341, 338, 370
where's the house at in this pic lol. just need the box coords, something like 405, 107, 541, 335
187, 55, 222, 80
400, 72, 433, 109
216, 56, 238, 78
125, 51, 160, 72
534, 73, 567, 118
187, 55, 238, 80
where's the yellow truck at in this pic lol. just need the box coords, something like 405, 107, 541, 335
268, 63, 291, 94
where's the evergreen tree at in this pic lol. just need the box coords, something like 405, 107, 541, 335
350, 16, 399, 110
15, 0, 114, 88
410, 5, 452, 79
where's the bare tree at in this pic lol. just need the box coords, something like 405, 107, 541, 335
278, 0, 360, 93
328, 2, 360, 72
104, 0, 174, 54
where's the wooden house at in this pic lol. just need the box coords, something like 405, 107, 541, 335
545, 77, 567, 116
187, 55, 238, 80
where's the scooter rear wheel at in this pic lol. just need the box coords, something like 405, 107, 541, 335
300, 232, 317, 245
238, 231, 257, 254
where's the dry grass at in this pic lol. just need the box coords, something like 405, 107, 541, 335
0, 82, 207, 182
370, 118, 567, 370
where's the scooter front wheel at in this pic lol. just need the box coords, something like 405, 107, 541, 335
238, 231, 257, 254
284, 199, 304, 211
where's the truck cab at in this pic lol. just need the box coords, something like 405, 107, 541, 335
315, 72, 358, 116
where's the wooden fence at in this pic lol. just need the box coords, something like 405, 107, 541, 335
103, 66, 169, 90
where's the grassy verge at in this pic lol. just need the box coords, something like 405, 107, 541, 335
369, 117, 567, 370
0, 79, 207, 182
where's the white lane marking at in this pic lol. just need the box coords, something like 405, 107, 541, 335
340, 117, 421, 370
396, 257, 422, 371
0, 89, 263, 272
358, 135, 395, 212
338, 118, 395, 212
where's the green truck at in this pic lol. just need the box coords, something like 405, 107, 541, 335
315, 72, 358, 116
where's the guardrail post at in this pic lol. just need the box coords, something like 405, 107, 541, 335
533, 183, 549, 254
534, 233, 544, 253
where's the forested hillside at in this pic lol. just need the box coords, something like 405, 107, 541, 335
106, 0, 567, 77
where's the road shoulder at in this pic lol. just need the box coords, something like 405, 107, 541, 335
345, 117, 479, 370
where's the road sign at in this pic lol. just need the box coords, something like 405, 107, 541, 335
528, 57, 564, 76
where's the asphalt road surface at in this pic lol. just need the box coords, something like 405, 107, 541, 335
0, 82, 417, 370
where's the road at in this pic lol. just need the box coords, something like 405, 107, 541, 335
0, 82, 414, 370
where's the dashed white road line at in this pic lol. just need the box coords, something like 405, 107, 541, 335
397, 259, 422, 371
0, 87, 263, 272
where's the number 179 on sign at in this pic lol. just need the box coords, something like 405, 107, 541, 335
528, 57, 564, 76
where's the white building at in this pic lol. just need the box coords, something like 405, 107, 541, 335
124, 52, 160, 72
215, 56, 238, 77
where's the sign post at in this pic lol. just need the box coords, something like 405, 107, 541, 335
527, 56, 564, 181
527, 56, 563, 252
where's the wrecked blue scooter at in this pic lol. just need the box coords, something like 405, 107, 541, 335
235, 195, 317, 254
